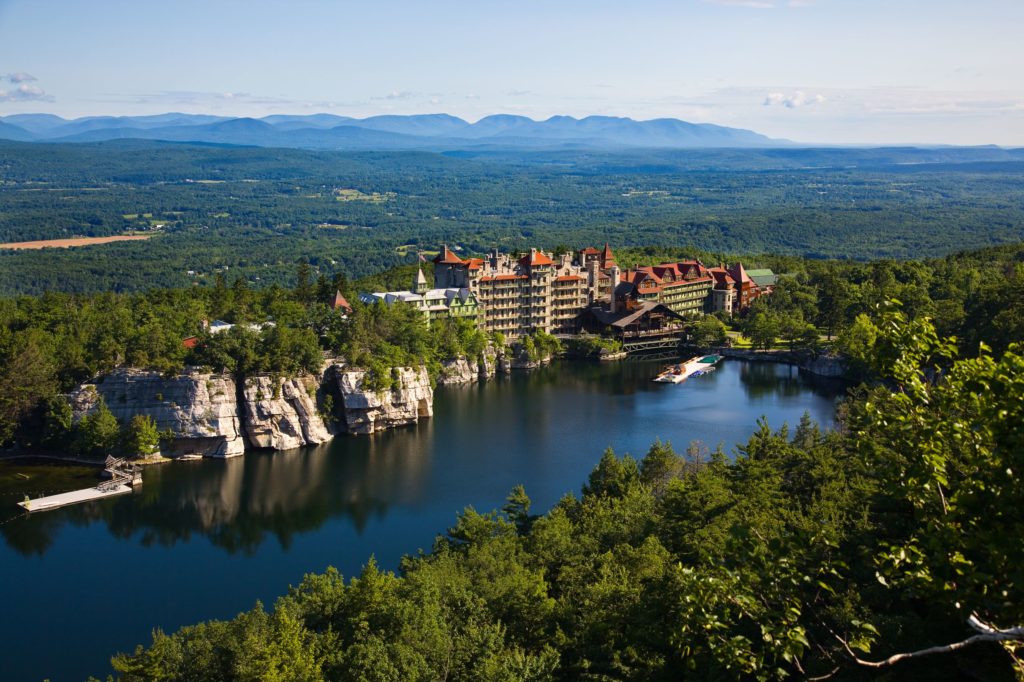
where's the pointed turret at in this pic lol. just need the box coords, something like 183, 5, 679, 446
413, 267, 429, 294
601, 242, 616, 269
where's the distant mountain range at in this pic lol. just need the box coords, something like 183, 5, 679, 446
0, 112, 779, 150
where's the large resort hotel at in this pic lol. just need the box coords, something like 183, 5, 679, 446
360, 244, 776, 338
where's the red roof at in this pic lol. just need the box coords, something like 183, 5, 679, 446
182, 336, 200, 349
433, 246, 465, 265
728, 262, 752, 284
709, 267, 736, 287
333, 291, 353, 312
465, 257, 485, 271
580, 246, 601, 255
519, 250, 555, 267
555, 275, 584, 282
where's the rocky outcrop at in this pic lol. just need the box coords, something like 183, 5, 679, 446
70, 369, 246, 457
798, 352, 847, 378
480, 346, 507, 378
437, 357, 477, 385
334, 366, 433, 434
508, 347, 555, 370
241, 375, 332, 450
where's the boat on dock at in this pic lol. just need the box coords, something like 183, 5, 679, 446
653, 364, 687, 383
652, 354, 724, 384
17, 455, 141, 513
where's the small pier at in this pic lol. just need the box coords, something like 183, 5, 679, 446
17, 456, 141, 513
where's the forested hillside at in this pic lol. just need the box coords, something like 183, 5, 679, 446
2, 141, 1023, 295
3, 243, 1022, 456
103, 310, 1024, 680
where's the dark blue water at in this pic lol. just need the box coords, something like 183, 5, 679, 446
0, 359, 846, 681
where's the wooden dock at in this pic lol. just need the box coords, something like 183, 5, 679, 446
17, 484, 133, 512
16, 455, 141, 513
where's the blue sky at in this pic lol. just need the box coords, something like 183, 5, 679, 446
1, 0, 1021, 144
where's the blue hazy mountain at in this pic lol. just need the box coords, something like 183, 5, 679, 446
0, 112, 780, 149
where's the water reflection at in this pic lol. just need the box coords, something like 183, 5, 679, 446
3, 418, 438, 557
1, 359, 846, 558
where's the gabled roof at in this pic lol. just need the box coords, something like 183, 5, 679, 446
587, 301, 686, 328
465, 257, 485, 271
728, 262, 753, 285
708, 267, 736, 287
519, 249, 555, 267
433, 245, 465, 265
580, 246, 601, 255
332, 290, 353, 312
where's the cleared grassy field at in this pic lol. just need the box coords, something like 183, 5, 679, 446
0, 235, 153, 250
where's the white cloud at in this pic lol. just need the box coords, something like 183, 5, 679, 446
764, 90, 826, 108
507, 89, 531, 97
6, 72, 37, 83
372, 90, 416, 101
0, 83, 52, 102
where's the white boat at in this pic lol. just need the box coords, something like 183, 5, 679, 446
653, 355, 724, 384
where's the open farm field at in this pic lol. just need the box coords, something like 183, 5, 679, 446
0, 234, 153, 249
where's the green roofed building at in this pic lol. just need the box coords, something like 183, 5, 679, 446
745, 269, 779, 290
359, 266, 480, 326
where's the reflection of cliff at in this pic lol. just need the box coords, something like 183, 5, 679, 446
738, 362, 849, 401
3, 420, 438, 557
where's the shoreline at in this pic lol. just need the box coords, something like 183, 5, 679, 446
5, 354, 849, 468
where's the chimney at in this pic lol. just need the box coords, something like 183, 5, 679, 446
610, 265, 621, 313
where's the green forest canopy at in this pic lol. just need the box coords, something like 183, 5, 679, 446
2, 141, 1023, 295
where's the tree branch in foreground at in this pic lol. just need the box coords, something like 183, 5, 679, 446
840, 615, 1024, 668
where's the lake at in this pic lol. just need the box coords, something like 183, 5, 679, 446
0, 358, 846, 681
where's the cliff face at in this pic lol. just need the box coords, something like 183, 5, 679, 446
240, 375, 332, 450
435, 345, 507, 385
436, 357, 477, 385
333, 366, 433, 434
69, 369, 246, 457
68, 360, 444, 456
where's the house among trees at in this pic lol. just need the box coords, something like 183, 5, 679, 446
331, 290, 353, 315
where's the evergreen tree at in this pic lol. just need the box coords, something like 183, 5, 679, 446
295, 260, 313, 305
123, 414, 161, 458
77, 396, 120, 457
